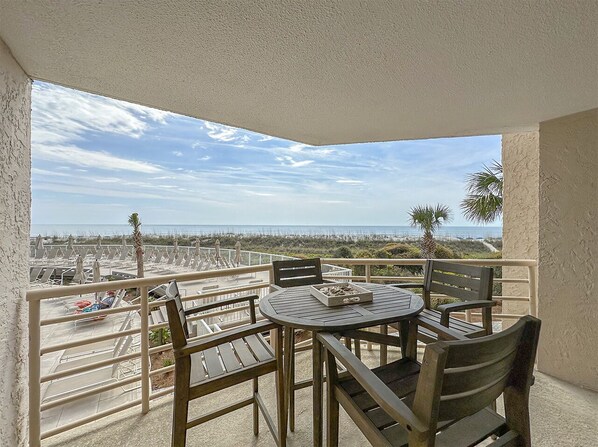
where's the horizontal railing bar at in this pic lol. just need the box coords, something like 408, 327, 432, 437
41, 305, 140, 326
494, 278, 529, 284
41, 398, 143, 440
41, 351, 141, 383
41, 327, 141, 355
492, 296, 531, 302
27, 264, 272, 301
147, 303, 257, 331
148, 282, 269, 309
321, 258, 537, 267
149, 365, 175, 377
41, 374, 141, 411
150, 386, 174, 400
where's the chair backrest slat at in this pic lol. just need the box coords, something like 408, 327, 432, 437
272, 258, 323, 288
164, 281, 189, 348
413, 316, 541, 426
423, 260, 493, 307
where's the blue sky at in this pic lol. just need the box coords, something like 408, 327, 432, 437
31, 82, 501, 226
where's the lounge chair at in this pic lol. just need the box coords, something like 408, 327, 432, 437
29, 267, 42, 282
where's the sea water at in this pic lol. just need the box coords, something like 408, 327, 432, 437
31, 224, 501, 239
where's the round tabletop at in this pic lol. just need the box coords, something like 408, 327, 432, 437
259, 283, 424, 331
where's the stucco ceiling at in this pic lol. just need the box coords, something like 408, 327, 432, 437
1, 1, 597, 145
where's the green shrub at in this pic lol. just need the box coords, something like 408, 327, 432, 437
332, 246, 353, 258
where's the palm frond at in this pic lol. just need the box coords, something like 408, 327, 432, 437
461, 161, 503, 224
409, 204, 452, 233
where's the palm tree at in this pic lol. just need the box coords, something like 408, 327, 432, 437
461, 161, 503, 224
409, 204, 451, 258
128, 212, 144, 278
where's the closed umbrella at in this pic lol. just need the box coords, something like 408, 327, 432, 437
121, 235, 127, 248
73, 255, 84, 284
234, 241, 241, 266
93, 259, 101, 301
96, 235, 102, 250
215, 239, 221, 265
93, 259, 101, 282
35, 234, 44, 259
67, 235, 74, 250
173, 238, 179, 255
194, 239, 201, 256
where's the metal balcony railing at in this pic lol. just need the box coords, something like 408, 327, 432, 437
26, 257, 537, 446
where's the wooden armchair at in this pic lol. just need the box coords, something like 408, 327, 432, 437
164, 280, 286, 447
381, 260, 495, 363
320, 315, 541, 447
272, 258, 326, 432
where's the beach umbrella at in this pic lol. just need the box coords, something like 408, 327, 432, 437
93, 259, 101, 301
35, 234, 45, 259
73, 255, 84, 284
93, 259, 101, 282
234, 241, 241, 266
173, 238, 179, 254
121, 235, 127, 248
215, 239, 221, 264
96, 235, 102, 250
35, 234, 44, 250
194, 239, 201, 256
67, 235, 74, 250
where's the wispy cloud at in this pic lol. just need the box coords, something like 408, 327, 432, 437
34, 145, 162, 173
172, 151, 183, 157
204, 122, 241, 142
32, 83, 171, 143
336, 179, 364, 185
276, 156, 315, 168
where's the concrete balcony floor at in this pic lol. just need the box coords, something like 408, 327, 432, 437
45, 349, 598, 447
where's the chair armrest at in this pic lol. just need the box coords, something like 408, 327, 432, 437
317, 332, 428, 434
389, 283, 423, 289
269, 284, 283, 292
415, 315, 468, 341
175, 320, 278, 358
437, 300, 497, 326
184, 294, 259, 315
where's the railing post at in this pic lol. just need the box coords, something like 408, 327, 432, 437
528, 264, 538, 317
140, 286, 150, 414
365, 264, 371, 283
29, 298, 42, 447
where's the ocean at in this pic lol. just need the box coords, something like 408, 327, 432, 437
30, 224, 502, 239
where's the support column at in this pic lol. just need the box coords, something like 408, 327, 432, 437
0, 38, 32, 446
537, 109, 598, 391
502, 132, 539, 322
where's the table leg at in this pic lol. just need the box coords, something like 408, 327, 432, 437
398, 320, 410, 359
313, 334, 323, 447
284, 326, 293, 433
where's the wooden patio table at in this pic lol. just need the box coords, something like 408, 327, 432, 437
259, 283, 424, 446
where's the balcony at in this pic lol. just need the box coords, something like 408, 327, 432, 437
27, 249, 598, 446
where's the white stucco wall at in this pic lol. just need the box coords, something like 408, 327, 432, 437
537, 109, 598, 391
502, 132, 539, 321
0, 38, 31, 446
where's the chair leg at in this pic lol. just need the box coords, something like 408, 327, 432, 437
289, 332, 296, 432
253, 377, 259, 435
172, 388, 190, 447
354, 338, 361, 359
326, 350, 339, 447
380, 325, 388, 366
